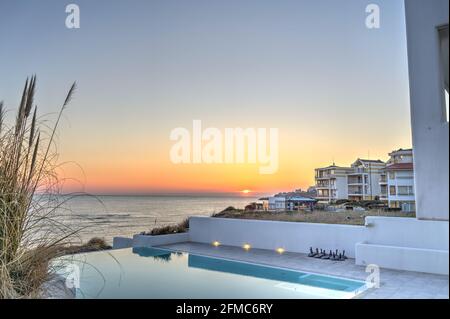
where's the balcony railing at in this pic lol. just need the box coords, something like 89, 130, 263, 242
316, 183, 330, 188
348, 180, 363, 184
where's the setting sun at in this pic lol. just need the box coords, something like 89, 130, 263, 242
241, 190, 251, 194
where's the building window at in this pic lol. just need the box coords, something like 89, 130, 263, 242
438, 25, 449, 122
389, 172, 395, 180
398, 186, 414, 195
389, 186, 396, 196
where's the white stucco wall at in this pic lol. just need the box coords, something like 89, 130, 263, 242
112, 236, 133, 249
336, 176, 348, 199
356, 216, 449, 275
364, 216, 449, 250
132, 233, 190, 247
356, 243, 448, 275
405, 0, 449, 220
189, 216, 366, 258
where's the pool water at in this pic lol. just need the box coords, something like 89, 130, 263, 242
67, 247, 367, 299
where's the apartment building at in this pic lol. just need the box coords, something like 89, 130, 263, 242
315, 160, 385, 203
314, 165, 352, 203
347, 159, 385, 201
380, 149, 415, 212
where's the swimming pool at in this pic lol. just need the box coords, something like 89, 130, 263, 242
67, 247, 368, 299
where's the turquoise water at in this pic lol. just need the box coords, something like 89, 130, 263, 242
69, 247, 366, 299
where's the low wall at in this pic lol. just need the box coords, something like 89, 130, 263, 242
364, 216, 449, 250
132, 232, 190, 247
356, 217, 449, 275
189, 216, 366, 258
115, 216, 449, 275
356, 243, 449, 275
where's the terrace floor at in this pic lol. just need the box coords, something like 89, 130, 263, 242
160, 242, 449, 299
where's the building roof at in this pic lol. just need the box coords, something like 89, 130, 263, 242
274, 191, 316, 199
389, 148, 413, 156
351, 158, 385, 168
386, 163, 414, 170
287, 196, 317, 202
357, 158, 385, 164
315, 164, 351, 171
389, 148, 413, 155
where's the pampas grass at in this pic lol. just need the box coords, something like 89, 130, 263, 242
0, 76, 77, 298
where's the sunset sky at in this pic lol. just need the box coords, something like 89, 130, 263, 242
0, 0, 411, 195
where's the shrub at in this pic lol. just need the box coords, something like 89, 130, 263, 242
143, 218, 189, 236
60, 237, 112, 255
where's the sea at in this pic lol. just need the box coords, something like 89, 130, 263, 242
58, 194, 261, 244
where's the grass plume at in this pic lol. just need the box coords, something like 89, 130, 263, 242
0, 76, 77, 298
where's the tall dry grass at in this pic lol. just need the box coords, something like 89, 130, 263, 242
0, 76, 76, 298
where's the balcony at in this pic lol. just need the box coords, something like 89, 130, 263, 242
316, 174, 331, 179
348, 177, 364, 185
316, 182, 330, 188
348, 186, 363, 195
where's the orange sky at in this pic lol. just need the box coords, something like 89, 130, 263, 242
57, 125, 412, 194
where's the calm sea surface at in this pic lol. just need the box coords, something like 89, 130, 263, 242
60, 195, 260, 244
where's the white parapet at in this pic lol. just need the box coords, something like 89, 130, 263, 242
364, 216, 449, 250
356, 242, 449, 275
356, 216, 449, 275
189, 216, 366, 258
112, 236, 133, 249
132, 232, 190, 248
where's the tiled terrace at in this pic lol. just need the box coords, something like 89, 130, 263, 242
160, 242, 449, 299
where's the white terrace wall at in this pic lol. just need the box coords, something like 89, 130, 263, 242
356, 216, 449, 275
364, 216, 449, 250
189, 216, 366, 258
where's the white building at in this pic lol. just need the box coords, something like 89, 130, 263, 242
268, 193, 317, 211
347, 159, 385, 201
268, 196, 286, 211
379, 149, 415, 212
315, 159, 385, 203
314, 165, 352, 203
